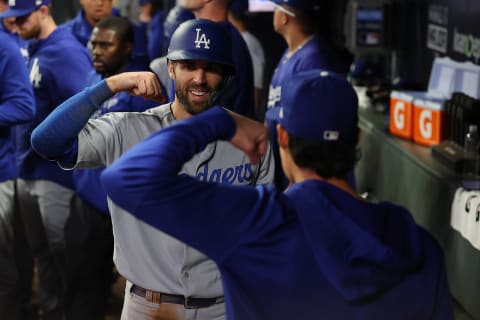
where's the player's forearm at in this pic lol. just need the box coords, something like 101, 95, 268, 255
31, 80, 114, 159
105, 72, 165, 102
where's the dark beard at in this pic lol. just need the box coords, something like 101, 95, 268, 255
175, 84, 216, 115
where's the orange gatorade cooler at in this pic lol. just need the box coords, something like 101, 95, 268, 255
389, 90, 418, 139
412, 98, 446, 146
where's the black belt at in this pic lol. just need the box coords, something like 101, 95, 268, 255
130, 284, 224, 309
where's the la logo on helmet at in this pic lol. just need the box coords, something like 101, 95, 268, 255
194, 28, 210, 49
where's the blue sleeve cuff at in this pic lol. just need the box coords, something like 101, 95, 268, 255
89, 80, 115, 108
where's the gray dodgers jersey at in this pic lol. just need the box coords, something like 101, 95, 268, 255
73, 103, 274, 297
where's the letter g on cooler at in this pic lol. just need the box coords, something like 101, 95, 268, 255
393, 101, 405, 130
419, 109, 432, 139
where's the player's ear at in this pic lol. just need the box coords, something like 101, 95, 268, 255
38, 4, 50, 18
277, 124, 289, 149
167, 60, 175, 79
276, 9, 290, 26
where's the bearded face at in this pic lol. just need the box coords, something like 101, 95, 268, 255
170, 60, 224, 115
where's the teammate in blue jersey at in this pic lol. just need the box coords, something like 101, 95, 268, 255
61, 0, 150, 69
0, 32, 35, 320
102, 70, 454, 320
267, 0, 352, 110
31, 19, 274, 320
267, 0, 353, 189
64, 16, 159, 320
162, 5, 195, 54
138, 0, 166, 61
0, 0, 93, 317
183, 0, 255, 118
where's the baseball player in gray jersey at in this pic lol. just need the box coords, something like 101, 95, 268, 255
31, 19, 274, 320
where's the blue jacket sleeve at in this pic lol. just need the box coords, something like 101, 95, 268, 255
102, 106, 279, 263
31, 80, 114, 159
0, 41, 35, 126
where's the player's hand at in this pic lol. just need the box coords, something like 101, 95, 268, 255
106, 71, 166, 103
228, 111, 269, 164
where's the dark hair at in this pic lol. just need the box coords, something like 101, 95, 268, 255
95, 16, 134, 44
149, 1, 164, 15
229, 10, 245, 21
288, 134, 360, 179
288, 6, 317, 35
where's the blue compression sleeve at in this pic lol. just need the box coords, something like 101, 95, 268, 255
31, 80, 114, 158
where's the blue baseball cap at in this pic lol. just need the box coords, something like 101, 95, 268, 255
270, 0, 320, 12
266, 70, 358, 143
0, 0, 51, 18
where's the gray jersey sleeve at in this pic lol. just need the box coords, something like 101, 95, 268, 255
76, 112, 129, 167
57, 112, 128, 170
72, 106, 172, 169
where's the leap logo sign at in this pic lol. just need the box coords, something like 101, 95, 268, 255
389, 91, 414, 139
413, 99, 445, 146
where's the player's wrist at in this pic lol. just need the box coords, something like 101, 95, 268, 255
105, 75, 119, 93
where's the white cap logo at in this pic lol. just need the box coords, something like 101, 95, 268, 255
8, 0, 15, 5
194, 28, 211, 49
323, 130, 339, 141
36, 0, 42, 5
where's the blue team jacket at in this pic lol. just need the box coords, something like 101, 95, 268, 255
0, 34, 35, 183
102, 107, 454, 320
16, 27, 92, 189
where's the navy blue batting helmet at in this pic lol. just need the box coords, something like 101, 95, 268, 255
166, 19, 234, 70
